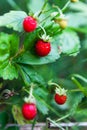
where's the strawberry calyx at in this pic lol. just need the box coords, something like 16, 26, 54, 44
54, 13, 67, 23
38, 25, 52, 42
23, 84, 36, 104
55, 87, 67, 96
40, 34, 51, 42
28, 12, 38, 21
24, 95, 36, 104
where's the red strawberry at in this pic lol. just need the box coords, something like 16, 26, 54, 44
54, 93, 67, 105
22, 103, 37, 120
35, 40, 51, 57
54, 87, 67, 105
23, 16, 37, 32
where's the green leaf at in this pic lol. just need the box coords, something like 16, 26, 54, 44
72, 74, 87, 83
21, 65, 45, 85
34, 93, 60, 116
34, 88, 48, 99
69, 93, 84, 115
9, 34, 19, 57
15, 43, 60, 65
71, 77, 87, 96
34, 94, 49, 115
0, 11, 27, 32
57, 29, 80, 56
17, 65, 31, 86
0, 62, 18, 80
0, 33, 10, 64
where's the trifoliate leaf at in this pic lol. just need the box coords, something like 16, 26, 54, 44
0, 11, 27, 32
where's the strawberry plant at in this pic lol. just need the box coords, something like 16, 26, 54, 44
0, 0, 87, 129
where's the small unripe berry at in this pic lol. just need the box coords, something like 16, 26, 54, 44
55, 19, 67, 29
71, 0, 78, 2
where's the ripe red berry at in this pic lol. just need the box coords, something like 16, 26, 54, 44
54, 93, 67, 105
22, 103, 37, 120
35, 40, 51, 57
23, 16, 37, 32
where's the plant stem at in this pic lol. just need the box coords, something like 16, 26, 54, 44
72, 74, 87, 83
22, 87, 30, 94
71, 77, 84, 92
55, 114, 70, 122
70, 89, 82, 92
29, 84, 34, 98
10, 45, 24, 62
48, 82, 61, 89
62, 1, 71, 12
42, 8, 52, 13
38, 25, 47, 36
39, 14, 51, 24
37, 0, 48, 17
52, 4, 63, 16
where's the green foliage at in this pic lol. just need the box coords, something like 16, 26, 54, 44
0, 0, 87, 128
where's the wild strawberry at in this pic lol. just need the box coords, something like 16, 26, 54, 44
23, 16, 37, 32
35, 40, 51, 57
22, 103, 37, 120
54, 87, 67, 105
55, 94, 67, 105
